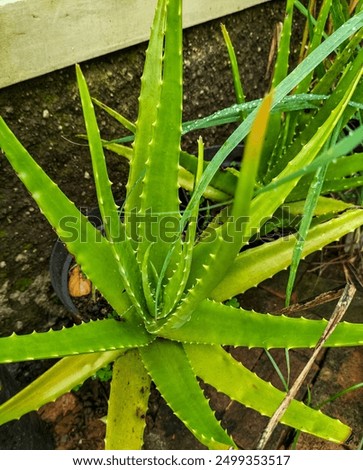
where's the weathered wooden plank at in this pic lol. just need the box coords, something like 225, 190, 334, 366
0, 0, 271, 89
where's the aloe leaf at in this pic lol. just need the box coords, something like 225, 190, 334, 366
77, 65, 150, 318
284, 196, 352, 216
0, 118, 128, 315
266, 48, 363, 183
163, 299, 363, 349
272, 0, 295, 88
294, 1, 323, 36
137, 0, 183, 276
257, 125, 363, 199
312, 28, 363, 96
326, 153, 363, 179
319, 175, 363, 194
292, 151, 363, 200
105, 142, 231, 202
331, 0, 348, 32
0, 315, 153, 363
102, 141, 133, 161
140, 339, 235, 449
92, 97, 136, 134
246, 68, 362, 233
141, 244, 158, 316
76, 65, 122, 242
0, 351, 121, 426
211, 208, 363, 301
124, 0, 167, 222
105, 350, 151, 450
221, 24, 246, 115
155, 93, 273, 333
159, 138, 204, 318
185, 344, 351, 444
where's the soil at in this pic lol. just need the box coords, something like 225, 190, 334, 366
0, 0, 362, 451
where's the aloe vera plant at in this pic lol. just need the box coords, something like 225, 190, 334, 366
0, 0, 363, 449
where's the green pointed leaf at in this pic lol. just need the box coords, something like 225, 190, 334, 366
268, 49, 363, 182
106, 350, 151, 450
76, 65, 148, 318
221, 24, 246, 111
312, 29, 363, 96
125, 0, 167, 221
76, 64, 122, 242
257, 126, 363, 199
0, 315, 153, 363
140, 340, 235, 449
0, 351, 121, 426
260, 0, 294, 177
92, 97, 136, 134
159, 139, 204, 319
191, 66, 362, 286
212, 208, 363, 301
283, 196, 352, 216
162, 299, 363, 349
155, 93, 273, 333
185, 344, 351, 444
137, 0, 183, 274
295, 0, 332, 94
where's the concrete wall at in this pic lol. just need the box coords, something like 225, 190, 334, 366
0, 0, 272, 89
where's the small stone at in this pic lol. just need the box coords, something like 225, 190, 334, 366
15, 253, 28, 263
84, 171, 91, 180
42, 109, 50, 119
0, 261, 6, 268
15, 320, 24, 331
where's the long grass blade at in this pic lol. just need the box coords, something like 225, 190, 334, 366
221, 24, 246, 117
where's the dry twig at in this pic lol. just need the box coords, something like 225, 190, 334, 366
256, 282, 356, 450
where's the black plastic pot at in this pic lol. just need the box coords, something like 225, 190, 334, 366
49, 145, 243, 313
203, 144, 243, 168
49, 208, 103, 314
